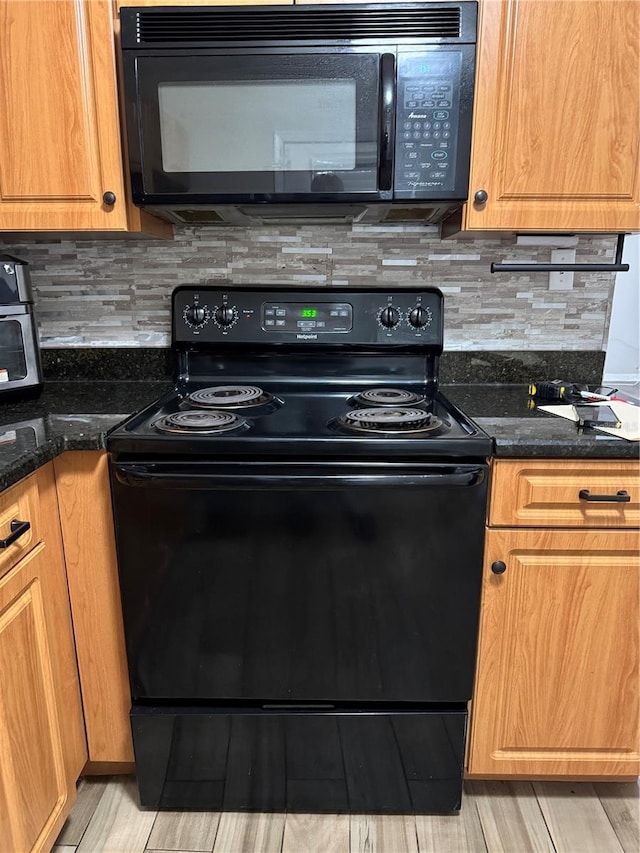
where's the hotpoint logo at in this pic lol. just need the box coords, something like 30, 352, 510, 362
296, 333, 318, 340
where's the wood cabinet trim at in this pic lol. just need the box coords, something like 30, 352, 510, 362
34, 463, 88, 789
84, 0, 124, 206
55, 451, 134, 764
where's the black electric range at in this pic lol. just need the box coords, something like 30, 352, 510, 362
107, 287, 491, 815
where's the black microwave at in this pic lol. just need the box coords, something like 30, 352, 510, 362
120, 3, 477, 225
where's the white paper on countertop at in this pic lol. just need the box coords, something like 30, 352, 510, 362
538, 401, 640, 441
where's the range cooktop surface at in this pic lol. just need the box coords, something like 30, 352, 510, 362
108, 380, 491, 458
107, 286, 492, 459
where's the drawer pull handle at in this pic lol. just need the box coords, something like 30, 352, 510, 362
491, 561, 507, 574
578, 489, 630, 503
0, 519, 31, 548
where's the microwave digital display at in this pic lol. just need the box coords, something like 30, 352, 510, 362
404, 55, 456, 79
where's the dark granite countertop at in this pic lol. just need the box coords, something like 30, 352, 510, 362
0, 377, 636, 494
0, 381, 170, 491
443, 384, 639, 460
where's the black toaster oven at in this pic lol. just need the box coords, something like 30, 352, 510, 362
0, 256, 43, 399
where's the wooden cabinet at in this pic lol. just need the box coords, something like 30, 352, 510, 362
489, 459, 640, 529
55, 451, 134, 769
0, 0, 169, 236
468, 459, 640, 779
457, 0, 640, 233
0, 465, 86, 853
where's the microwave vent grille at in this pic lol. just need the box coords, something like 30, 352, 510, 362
144, 204, 457, 226
133, 7, 463, 44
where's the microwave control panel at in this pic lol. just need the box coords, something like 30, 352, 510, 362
394, 51, 464, 197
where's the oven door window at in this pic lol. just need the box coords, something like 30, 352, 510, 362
0, 320, 27, 381
133, 53, 381, 196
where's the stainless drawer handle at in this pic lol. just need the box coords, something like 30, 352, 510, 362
578, 489, 631, 503
0, 519, 31, 548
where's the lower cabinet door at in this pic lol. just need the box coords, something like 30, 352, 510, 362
0, 544, 73, 853
468, 528, 640, 777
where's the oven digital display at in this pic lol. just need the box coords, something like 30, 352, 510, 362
262, 302, 353, 333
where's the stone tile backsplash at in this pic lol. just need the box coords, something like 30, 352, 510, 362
2, 224, 617, 350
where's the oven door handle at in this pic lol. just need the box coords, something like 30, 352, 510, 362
113, 464, 486, 490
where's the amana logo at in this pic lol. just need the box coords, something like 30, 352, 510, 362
408, 112, 428, 119
296, 333, 318, 340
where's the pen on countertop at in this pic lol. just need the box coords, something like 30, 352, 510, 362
578, 390, 629, 402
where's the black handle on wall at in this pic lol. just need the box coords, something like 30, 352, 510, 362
490, 233, 630, 274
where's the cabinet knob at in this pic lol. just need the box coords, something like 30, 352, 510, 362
491, 560, 507, 575
474, 189, 488, 205
103, 191, 117, 206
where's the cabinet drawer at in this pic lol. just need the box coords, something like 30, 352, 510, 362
490, 459, 640, 528
0, 475, 40, 578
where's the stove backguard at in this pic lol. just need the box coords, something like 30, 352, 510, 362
172, 286, 443, 373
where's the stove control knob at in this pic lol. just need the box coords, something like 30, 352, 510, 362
378, 306, 400, 329
184, 305, 208, 327
214, 305, 237, 327
408, 306, 432, 329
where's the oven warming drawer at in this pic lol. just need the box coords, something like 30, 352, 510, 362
131, 706, 467, 813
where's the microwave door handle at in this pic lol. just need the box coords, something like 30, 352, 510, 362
378, 54, 396, 191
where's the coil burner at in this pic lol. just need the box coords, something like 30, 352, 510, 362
351, 388, 426, 408
335, 407, 444, 435
186, 385, 278, 410
153, 410, 248, 435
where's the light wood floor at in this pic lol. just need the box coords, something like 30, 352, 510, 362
53, 776, 639, 853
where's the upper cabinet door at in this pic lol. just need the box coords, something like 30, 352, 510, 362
464, 0, 640, 232
0, 1, 135, 232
